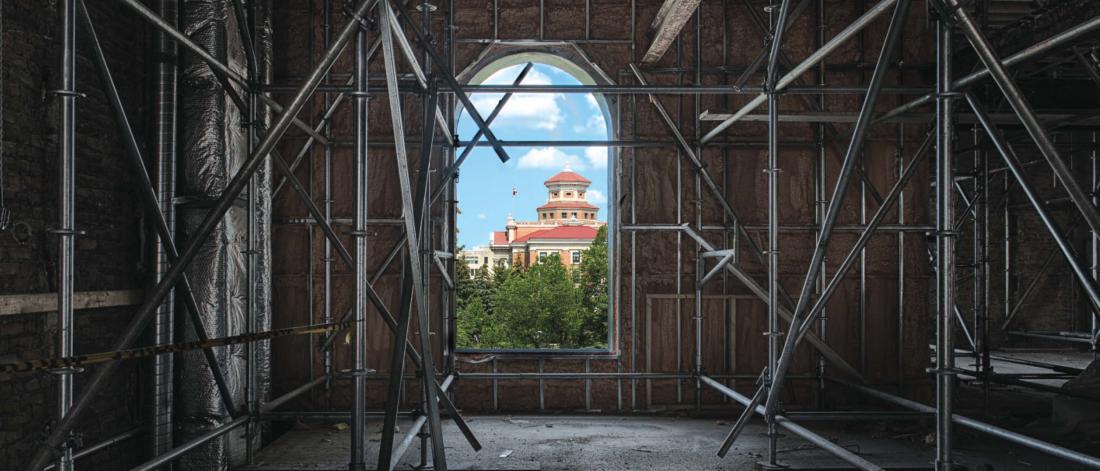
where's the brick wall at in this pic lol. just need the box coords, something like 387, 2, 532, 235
0, 1, 148, 469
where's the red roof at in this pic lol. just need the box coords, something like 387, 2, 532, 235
513, 225, 598, 243
545, 170, 591, 185
491, 231, 508, 245
538, 201, 598, 211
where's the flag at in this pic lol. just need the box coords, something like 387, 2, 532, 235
512, 186, 518, 197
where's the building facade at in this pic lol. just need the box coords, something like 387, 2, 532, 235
463, 166, 606, 274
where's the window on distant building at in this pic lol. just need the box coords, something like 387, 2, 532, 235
454, 52, 613, 352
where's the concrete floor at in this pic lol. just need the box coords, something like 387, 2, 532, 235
236, 414, 1093, 470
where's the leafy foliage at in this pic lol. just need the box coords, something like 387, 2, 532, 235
455, 226, 609, 349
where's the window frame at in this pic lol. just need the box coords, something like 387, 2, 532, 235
453, 47, 618, 356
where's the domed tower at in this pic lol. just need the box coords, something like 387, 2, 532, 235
537, 164, 599, 225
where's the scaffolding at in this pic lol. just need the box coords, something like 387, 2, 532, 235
11, 0, 1100, 470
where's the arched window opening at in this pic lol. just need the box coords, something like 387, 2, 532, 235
454, 55, 613, 352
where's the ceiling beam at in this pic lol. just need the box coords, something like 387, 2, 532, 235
642, 0, 702, 64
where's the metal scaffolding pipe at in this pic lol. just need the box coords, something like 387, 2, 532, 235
149, 0, 176, 460
378, 3, 448, 467
42, 429, 140, 471
763, 0, 911, 421
77, 0, 242, 418
943, 0, 1100, 241
966, 94, 1100, 317
22, 4, 375, 470
700, 376, 884, 471
349, 12, 370, 470
699, 0, 898, 143
129, 416, 249, 471
834, 379, 1100, 469
875, 14, 1100, 124
934, 18, 956, 470
54, 1, 77, 469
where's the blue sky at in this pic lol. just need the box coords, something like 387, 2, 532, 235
455, 63, 609, 248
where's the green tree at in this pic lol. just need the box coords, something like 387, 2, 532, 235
576, 225, 609, 347
492, 254, 587, 348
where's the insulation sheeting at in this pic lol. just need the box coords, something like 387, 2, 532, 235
176, 0, 258, 468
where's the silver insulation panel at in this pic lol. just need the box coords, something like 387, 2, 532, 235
177, 0, 270, 468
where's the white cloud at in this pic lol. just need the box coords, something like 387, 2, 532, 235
587, 189, 608, 205
585, 147, 608, 169
469, 66, 564, 131
517, 147, 587, 170
585, 94, 600, 110
585, 113, 607, 132
477, 213, 487, 220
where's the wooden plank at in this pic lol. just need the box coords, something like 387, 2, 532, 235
0, 289, 144, 316
642, 0, 703, 64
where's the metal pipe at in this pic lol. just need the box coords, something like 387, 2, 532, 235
42, 429, 140, 471
701, 376, 884, 471
427, 62, 533, 209
129, 416, 249, 471
876, 15, 1100, 124
389, 0, 509, 165
54, 2, 76, 469
22, 4, 375, 469
263, 83, 932, 95
943, 0, 1100, 241
700, 0, 899, 143
322, 0, 335, 392
834, 379, 1100, 469
260, 376, 328, 413
934, 18, 955, 471
76, 0, 240, 417
116, 0, 327, 144
966, 94, 1100, 318
763, 0, 911, 421
629, 64, 765, 264
150, 0, 176, 459
380, 2, 452, 145
378, 4, 448, 467
766, 90, 781, 464
349, 11, 369, 469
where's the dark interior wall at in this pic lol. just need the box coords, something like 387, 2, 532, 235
0, 1, 149, 469
269, 0, 936, 414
